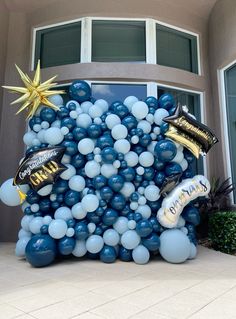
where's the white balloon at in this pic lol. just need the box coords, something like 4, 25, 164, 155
113, 217, 129, 234
48, 219, 67, 239
76, 113, 92, 128
33, 124, 41, 132
89, 105, 103, 119
120, 182, 135, 198
121, 230, 141, 250
136, 205, 151, 219
85, 160, 101, 178
130, 201, 139, 211
15, 237, 31, 258
51, 120, 61, 128
131, 101, 149, 119
81, 101, 93, 114
69, 110, 78, 119
41, 121, 50, 129
72, 240, 87, 257
61, 154, 71, 164
66, 228, 75, 237
18, 229, 31, 239
154, 108, 169, 125
66, 100, 80, 109
114, 139, 130, 154
32, 138, 41, 146
144, 185, 160, 201
60, 164, 76, 180
123, 96, 139, 111
136, 166, 144, 175
23, 131, 37, 146
101, 164, 118, 178
139, 152, 154, 167
124, 151, 139, 167
180, 158, 188, 171
78, 138, 95, 155
147, 141, 157, 154
111, 124, 128, 140
105, 114, 121, 129
72, 203, 87, 219
86, 235, 104, 254
138, 196, 146, 205
29, 217, 44, 234
171, 150, 184, 164
128, 220, 136, 230
43, 215, 52, 225
131, 135, 139, 144
54, 207, 72, 221
44, 127, 64, 145
137, 120, 152, 133
81, 194, 99, 212
48, 94, 63, 106
132, 245, 150, 264
21, 215, 34, 231
95, 99, 109, 112
69, 175, 86, 192
37, 130, 46, 143
37, 184, 53, 196
176, 216, 186, 228
103, 229, 120, 246
0, 178, 23, 206
88, 222, 96, 234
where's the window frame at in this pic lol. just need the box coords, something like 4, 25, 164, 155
31, 17, 201, 74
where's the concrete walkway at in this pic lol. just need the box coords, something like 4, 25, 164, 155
0, 243, 235, 319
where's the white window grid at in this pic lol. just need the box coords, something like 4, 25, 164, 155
31, 17, 201, 75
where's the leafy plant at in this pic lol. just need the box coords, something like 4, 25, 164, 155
209, 211, 236, 254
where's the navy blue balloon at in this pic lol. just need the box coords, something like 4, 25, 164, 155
142, 233, 160, 251
101, 147, 117, 164
102, 208, 118, 226
71, 154, 85, 168
74, 222, 89, 240
139, 134, 152, 147
184, 150, 195, 164
26, 189, 40, 204
72, 127, 87, 141
154, 171, 166, 186
95, 207, 104, 217
87, 251, 100, 259
185, 223, 196, 234
154, 139, 177, 162
64, 132, 74, 141
149, 217, 162, 233
147, 199, 162, 212
51, 201, 60, 210
39, 198, 51, 212
132, 145, 145, 155
121, 204, 132, 216
24, 206, 33, 215
66, 101, 77, 111
100, 186, 114, 201
158, 93, 175, 110
94, 226, 103, 236
119, 167, 135, 182
153, 158, 165, 171
25, 235, 56, 267
62, 141, 78, 156
56, 194, 64, 203
130, 192, 139, 202
69, 80, 91, 102
87, 212, 101, 224
58, 236, 75, 255
40, 107, 56, 123
182, 169, 193, 179
136, 128, 144, 137
113, 103, 129, 119
134, 212, 142, 222
87, 124, 102, 138
143, 167, 155, 180
136, 220, 153, 237
53, 179, 68, 194
165, 162, 182, 176
169, 106, 176, 115
61, 117, 76, 130
122, 116, 138, 130
145, 96, 158, 109
108, 175, 125, 192
40, 225, 49, 234
111, 194, 126, 210
119, 246, 132, 262
57, 107, 70, 119
64, 190, 80, 207
182, 206, 200, 226
100, 245, 117, 263
93, 175, 107, 189
97, 135, 114, 149
160, 122, 169, 135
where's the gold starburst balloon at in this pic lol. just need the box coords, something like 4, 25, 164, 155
3, 60, 64, 119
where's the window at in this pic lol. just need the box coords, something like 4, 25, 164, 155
34, 22, 81, 69
92, 20, 146, 62
156, 24, 198, 73
224, 64, 236, 201
157, 86, 203, 174
92, 83, 147, 104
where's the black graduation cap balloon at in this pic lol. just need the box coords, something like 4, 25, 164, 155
14, 146, 66, 192
164, 105, 218, 157
160, 172, 182, 197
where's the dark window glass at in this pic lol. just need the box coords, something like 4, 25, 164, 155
35, 22, 81, 69
158, 87, 203, 175
92, 21, 146, 62
156, 24, 198, 73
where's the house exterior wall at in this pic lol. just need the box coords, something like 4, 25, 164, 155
0, 0, 217, 241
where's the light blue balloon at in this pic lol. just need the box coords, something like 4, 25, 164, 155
121, 230, 141, 250
113, 217, 129, 234
132, 245, 150, 264
72, 240, 87, 257
37, 185, 53, 196
29, 217, 44, 234
21, 215, 34, 231
48, 219, 68, 239
54, 207, 72, 221
18, 229, 31, 239
0, 178, 23, 206
188, 243, 197, 260
103, 229, 120, 246
15, 237, 31, 257
159, 229, 191, 264
86, 235, 104, 253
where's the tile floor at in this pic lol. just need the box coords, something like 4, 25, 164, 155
0, 243, 235, 319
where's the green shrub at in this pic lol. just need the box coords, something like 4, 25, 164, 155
209, 211, 236, 254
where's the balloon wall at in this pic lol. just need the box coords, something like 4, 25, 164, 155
0, 80, 210, 267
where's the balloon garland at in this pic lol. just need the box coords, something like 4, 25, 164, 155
0, 63, 217, 267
